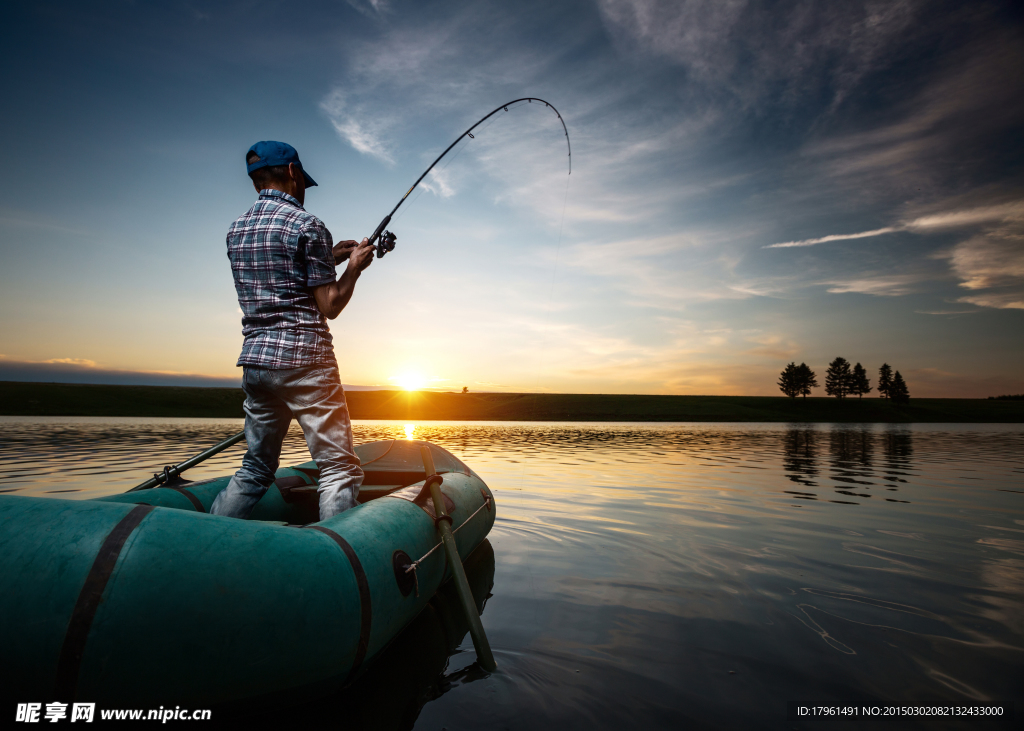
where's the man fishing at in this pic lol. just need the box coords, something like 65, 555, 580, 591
210, 141, 375, 521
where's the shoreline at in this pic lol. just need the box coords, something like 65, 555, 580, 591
2, 381, 1022, 423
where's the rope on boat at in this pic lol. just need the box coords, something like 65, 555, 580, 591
358, 439, 397, 467
405, 494, 492, 597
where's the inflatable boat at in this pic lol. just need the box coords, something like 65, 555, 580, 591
0, 439, 495, 707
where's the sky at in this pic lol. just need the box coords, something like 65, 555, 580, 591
0, 0, 1021, 397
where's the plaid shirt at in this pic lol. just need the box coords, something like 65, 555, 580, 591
228, 190, 338, 368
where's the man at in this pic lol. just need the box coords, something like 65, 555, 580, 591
210, 141, 375, 521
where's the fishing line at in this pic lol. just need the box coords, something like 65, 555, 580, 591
516, 152, 572, 493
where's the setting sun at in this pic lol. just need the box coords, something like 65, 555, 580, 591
392, 372, 427, 391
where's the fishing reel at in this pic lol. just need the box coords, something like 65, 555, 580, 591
376, 230, 397, 258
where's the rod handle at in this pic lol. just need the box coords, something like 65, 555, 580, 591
368, 215, 391, 246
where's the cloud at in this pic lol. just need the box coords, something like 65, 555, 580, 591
548, 233, 760, 309
910, 201, 1024, 230
0, 356, 241, 387
597, 0, 747, 79
419, 168, 455, 199
948, 230, 1024, 291
765, 201, 1024, 248
823, 274, 926, 297
769, 207, 1024, 307
319, 89, 395, 163
346, 0, 391, 18
937, 223, 1024, 310
766, 227, 900, 249
0, 357, 389, 390
798, 29, 1024, 198
956, 292, 1024, 310
597, 0, 922, 109
43, 357, 97, 367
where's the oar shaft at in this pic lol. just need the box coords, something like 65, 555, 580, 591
127, 430, 246, 492
421, 447, 497, 671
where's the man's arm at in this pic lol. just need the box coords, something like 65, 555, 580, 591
313, 238, 375, 319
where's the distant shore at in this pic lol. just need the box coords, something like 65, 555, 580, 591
1, 381, 1022, 422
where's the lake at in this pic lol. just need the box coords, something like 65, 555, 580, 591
1, 418, 1021, 729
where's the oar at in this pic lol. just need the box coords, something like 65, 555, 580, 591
127, 431, 246, 492
420, 446, 497, 671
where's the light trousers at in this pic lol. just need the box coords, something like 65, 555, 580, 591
210, 364, 363, 521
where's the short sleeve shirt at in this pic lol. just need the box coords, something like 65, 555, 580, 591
227, 190, 338, 368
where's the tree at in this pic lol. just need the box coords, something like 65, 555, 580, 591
462, 386, 468, 394
797, 363, 818, 398
825, 357, 852, 399
878, 363, 893, 399
778, 363, 801, 398
890, 371, 910, 405
850, 362, 871, 398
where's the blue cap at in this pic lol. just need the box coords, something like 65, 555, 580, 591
245, 141, 318, 187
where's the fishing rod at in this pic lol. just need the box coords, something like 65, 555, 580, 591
366, 97, 571, 258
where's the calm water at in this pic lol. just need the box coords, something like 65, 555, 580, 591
1, 418, 1022, 729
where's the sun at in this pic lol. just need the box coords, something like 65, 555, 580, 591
392, 372, 427, 391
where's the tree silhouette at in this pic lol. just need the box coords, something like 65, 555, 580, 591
778, 363, 801, 398
878, 363, 893, 399
462, 386, 468, 394
797, 363, 818, 398
825, 357, 852, 399
850, 362, 872, 398
890, 371, 910, 405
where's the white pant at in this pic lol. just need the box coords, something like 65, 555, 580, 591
210, 364, 363, 521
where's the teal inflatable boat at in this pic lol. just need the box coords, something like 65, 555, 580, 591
0, 440, 495, 707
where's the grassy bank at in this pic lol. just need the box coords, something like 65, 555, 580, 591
1, 381, 1022, 422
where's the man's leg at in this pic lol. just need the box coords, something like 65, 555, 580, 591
273, 364, 363, 521
210, 367, 292, 519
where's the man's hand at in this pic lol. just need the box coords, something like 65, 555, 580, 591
315, 238, 375, 320
332, 239, 359, 266
348, 238, 375, 272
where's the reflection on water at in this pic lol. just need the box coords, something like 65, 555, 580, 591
1, 418, 1023, 728
781, 426, 916, 504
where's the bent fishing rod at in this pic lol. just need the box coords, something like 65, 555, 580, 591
366, 97, 571, 258
128, 98, 570, 491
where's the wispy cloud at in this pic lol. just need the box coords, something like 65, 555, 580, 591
766, 227, 900, 249
319, 89, 395, 163
598, 0, 923, 110
44, 357, 97, 367
0, 356, 241, 387
823, 274, 927, 297
418, 168, 455, 198
345, 0, 391, 18
941, 226, 1024, 309
956, 292, 1024, 310
948, 230, 1024, 290
765, 200, 1024, 248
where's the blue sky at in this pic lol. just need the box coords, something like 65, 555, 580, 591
0, 0, 1021, 397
